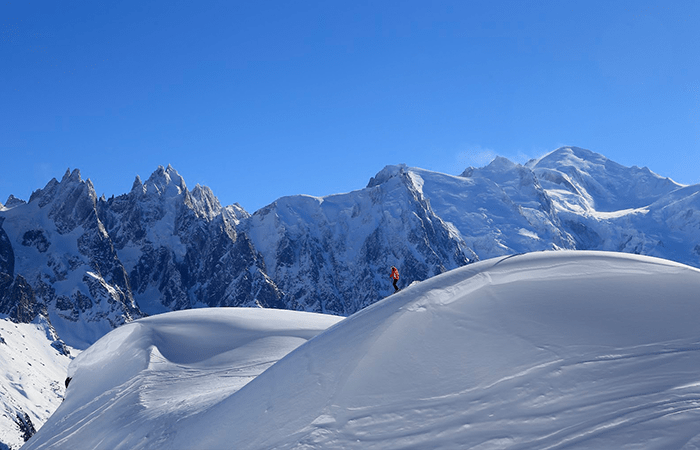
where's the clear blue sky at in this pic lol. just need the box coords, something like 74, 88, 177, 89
2, 0, 699, 212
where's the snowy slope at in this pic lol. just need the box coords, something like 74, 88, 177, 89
0, 317, 75, 450
23, 308, 343, 450
24, 251, 700, 449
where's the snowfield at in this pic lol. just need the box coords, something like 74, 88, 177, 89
0, 318, 74, 450
24, 251, 700, 449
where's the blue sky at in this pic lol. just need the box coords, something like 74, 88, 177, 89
2, 0, 699, 212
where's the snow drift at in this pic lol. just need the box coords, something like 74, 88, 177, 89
25, 251, 700, 449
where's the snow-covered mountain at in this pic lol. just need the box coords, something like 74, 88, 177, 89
96, 165, 283, 315
23, 251, 700, 449
0, 169, 141, 349
246, 164, 473, 314
525, 147, 699, 262
2, 146, 700, 447
3, 147, 698, 345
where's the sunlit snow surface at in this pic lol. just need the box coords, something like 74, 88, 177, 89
0, 318, 74, 450
25, 251, 700, 450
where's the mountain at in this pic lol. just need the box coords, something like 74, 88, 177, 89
246, 164, 474, 314
96, 165, 283, 315
22, 251, 700, 449
525, 147, 700, 263
0, 169, 141, 349
4, 148, 698, 333
2, 146, 700, 447
1, 146, 699, 344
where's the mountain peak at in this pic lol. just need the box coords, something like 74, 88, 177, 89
139, 165, 187, 198
61, 168, 83, 184
461, 156, 522, 179
530, 146, 607, 169
367, 164, 408, 188
486, 156, 517, 171
190, 184, 223, 218
131, 175, 143, 193
530, 146, 683, 212
3, 195, 26, 208
28, 168, 97, 209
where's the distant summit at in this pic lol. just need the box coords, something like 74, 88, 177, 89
526, 146, 681, 211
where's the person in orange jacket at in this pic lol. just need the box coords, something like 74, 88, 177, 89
390, 266, 400, 292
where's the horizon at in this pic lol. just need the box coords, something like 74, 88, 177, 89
3, 1, 699, 213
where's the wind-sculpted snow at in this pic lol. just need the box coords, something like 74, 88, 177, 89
24, 251, 700, 449
23, 308, 343, 450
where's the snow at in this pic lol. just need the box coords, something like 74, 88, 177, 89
23, 308, 343, 450
517, 227, 541, 240
0, 317, 75, 450
590, 207, 649, 220
23, 251, 700, 449
530, 147, 682, 212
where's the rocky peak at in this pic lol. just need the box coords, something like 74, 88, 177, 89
26, 169, 99, 234
189, 184, 223, 220
487, 156, 517, 171
130, 175, 143, 193
3, 195, 26, 208
140, 165, 187, 199
61, 168, 83, 184
367, 164, 408, 188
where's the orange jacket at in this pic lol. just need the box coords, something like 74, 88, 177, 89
390, 267, 399, 280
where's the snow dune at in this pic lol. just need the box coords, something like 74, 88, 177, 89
25, 251, 700, 449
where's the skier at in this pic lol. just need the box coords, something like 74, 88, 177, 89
390, 266, 400, 292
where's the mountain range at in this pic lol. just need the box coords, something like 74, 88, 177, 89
2, 146, 699, 349
1, 146, 699, 447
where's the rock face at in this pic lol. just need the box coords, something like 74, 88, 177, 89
1, 148, 699, 348
0, 166, 282, 348
246, 165, 475, 314
97, 165, 283, 316
0, 169, 141, 348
